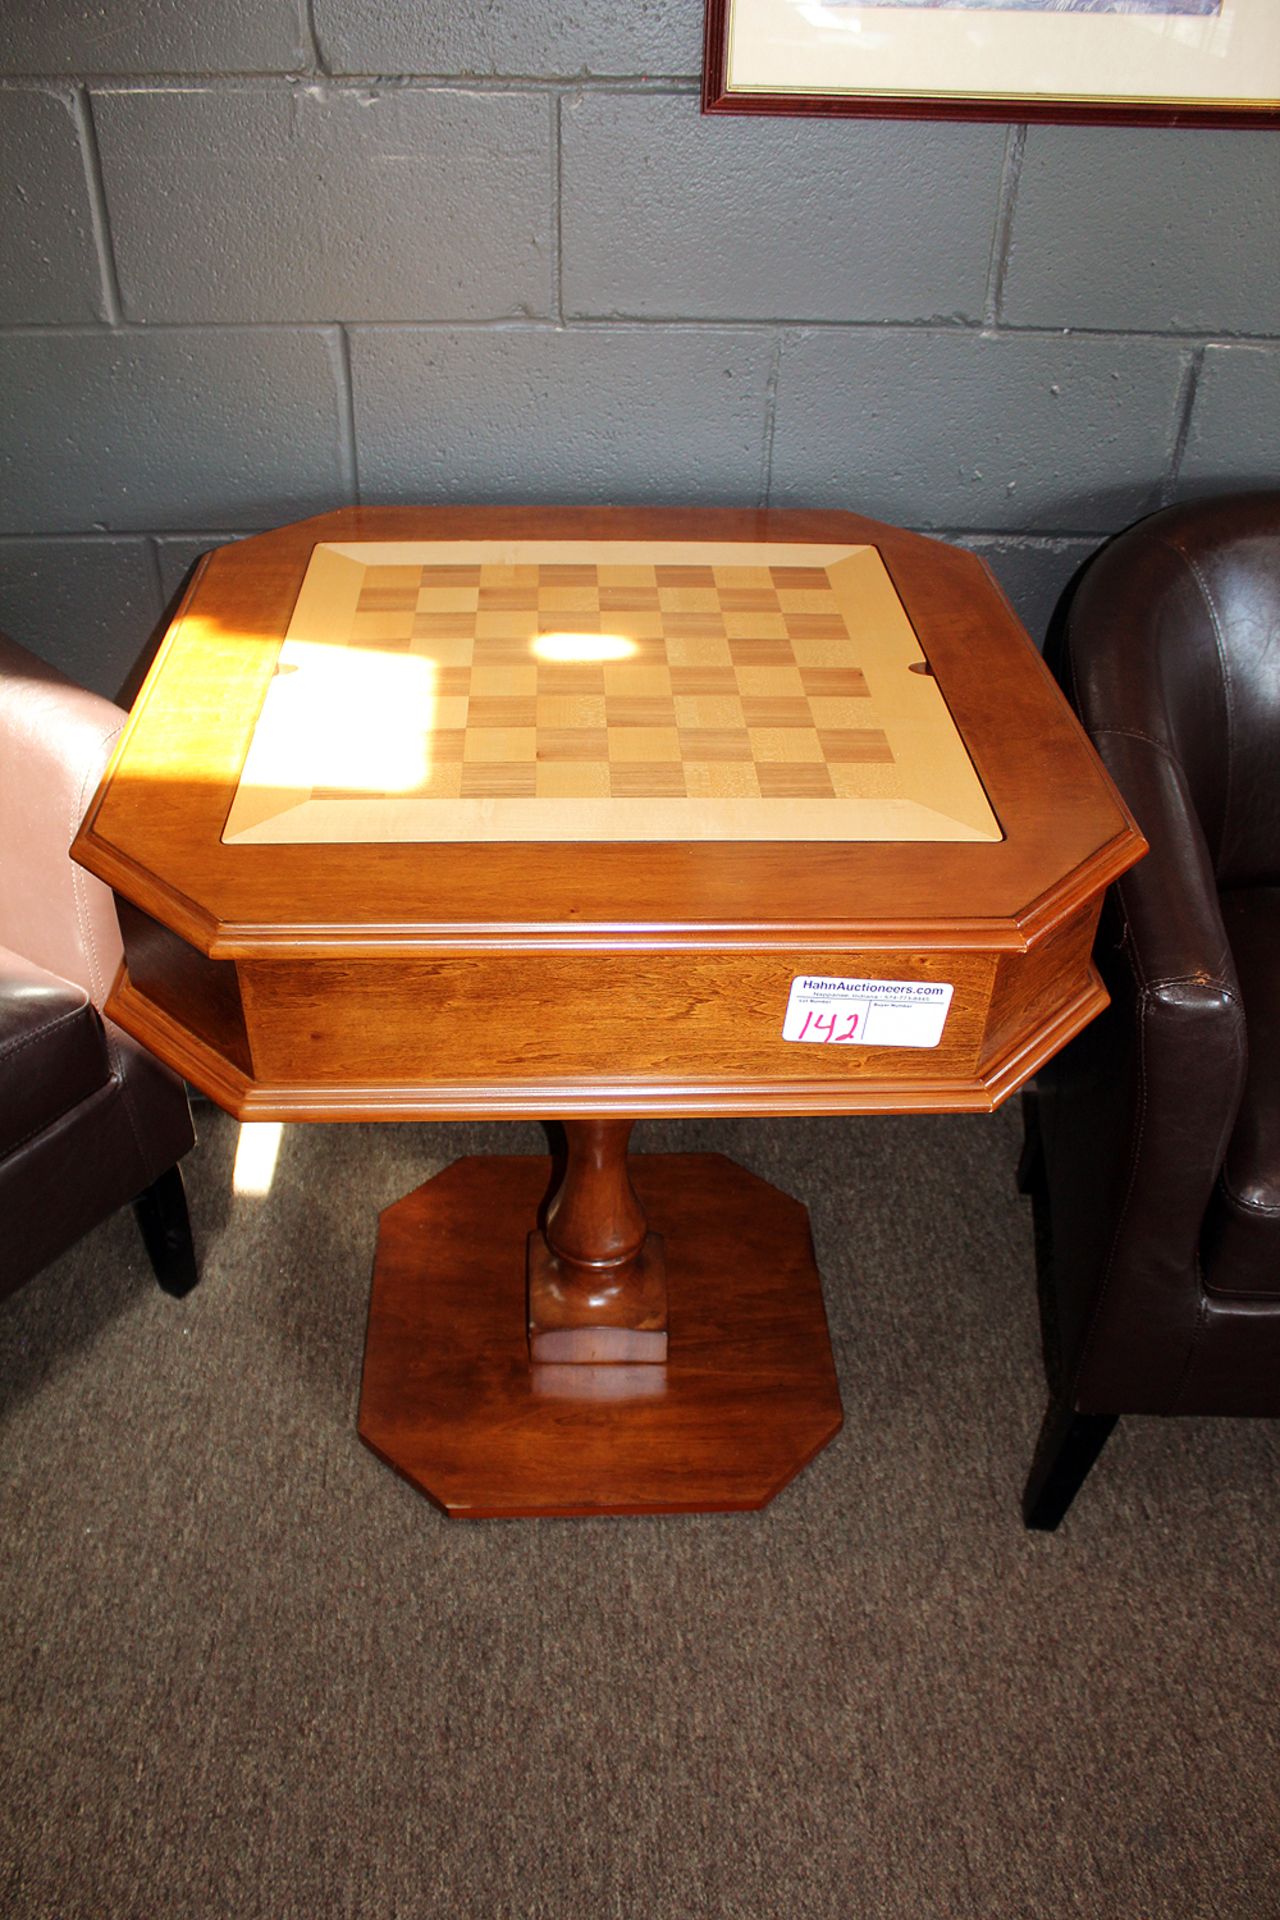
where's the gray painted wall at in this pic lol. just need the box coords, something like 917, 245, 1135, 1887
1, 0, 1276, 695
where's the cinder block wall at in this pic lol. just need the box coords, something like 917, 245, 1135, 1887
1, 0, 1276, 694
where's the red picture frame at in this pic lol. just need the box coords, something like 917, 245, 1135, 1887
703, 0, 1280, 126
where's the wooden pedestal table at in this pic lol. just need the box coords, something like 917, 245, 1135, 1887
72, 505, 1145, 1519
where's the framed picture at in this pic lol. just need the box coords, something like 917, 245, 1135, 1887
703, 0, 1280, 125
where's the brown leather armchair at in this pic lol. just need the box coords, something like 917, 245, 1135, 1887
1020, 491, 1280, 1527
0, 633, 197, 1301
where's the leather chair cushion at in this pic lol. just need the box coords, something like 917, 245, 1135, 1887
0, 944, 112, 1159
1202, 888, 1280, 1297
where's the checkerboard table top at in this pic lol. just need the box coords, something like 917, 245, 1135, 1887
223, 539, 1000, 845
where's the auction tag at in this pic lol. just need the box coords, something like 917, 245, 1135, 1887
782, 976, 953, 1050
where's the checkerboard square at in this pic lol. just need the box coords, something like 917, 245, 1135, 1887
605, 695, 679, 727
466, 696, 538, 729
603, 665, 671, 698
538, 586, 600, 614
536, 694, 607, 729
740, 697, 813, 728
461, 763, 537, 798
748, 728, 824, 763
669, 666, 738, 695
431, 696, 469, 732
756, 763, 836, 798
536, 728, 609, 762
536, 665, 607, 695
808, 697, 875, 730
733, 665, 806, 697
678, 729, 753, 761
673, 695, 745, 729
535, 761, 611, 798
817, 729, 893, 763
608, 726, 681, 762
609, 762, 687, 797
654, 566, 715, 588
477, 585, 536, 610
469, 666, 537, 696
464, 727, 536, 763
599, 587, 660, 611
770, 567, 829, 590
684, 761, 762, 798
800, 668, 869, 698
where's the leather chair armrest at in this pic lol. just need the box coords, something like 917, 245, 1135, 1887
1090, 724, 1247, 1274
0, 632, 127, 1007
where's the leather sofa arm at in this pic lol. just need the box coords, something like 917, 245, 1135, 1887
0, 632, 128, 1008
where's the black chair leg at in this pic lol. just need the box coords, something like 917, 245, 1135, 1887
133, 1164, 199, 1298
1015, 1085, 1044, 1196
1023, 1399, 1117, 1531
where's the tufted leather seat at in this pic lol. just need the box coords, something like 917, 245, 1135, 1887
0, 632, 197, 1301
1020, 490, 1280, 1527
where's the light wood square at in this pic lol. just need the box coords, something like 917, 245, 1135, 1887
431, 696, 470, 732
595, 565, 658, 589
658, 587, 721, 613
712, 565, 773, 588
748, 728, 824, 764
463, 727, 536, 763
607, 611, 665, 641
829, 761, 902, 799
535, 761, 611, 797
479, 564, 539, 586
608, 726, 681, 762
603, 664, 672, 697
683, 761, 762, 798
413, 636, 474, 666
673, 695, 745, 729
538, 586, 600, 614
721, 613, 788, 640
536, 694, 607, 729
415, 587, 480, 612
663, 637, 733, 666
808, 696, 878, 728
412, 762, 463, 798
787, 638, 856, 667
368, 564, 423, 588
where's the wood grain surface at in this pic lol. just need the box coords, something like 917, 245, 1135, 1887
358, 1152, 844, 1517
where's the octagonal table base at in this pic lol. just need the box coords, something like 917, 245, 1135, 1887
358, 1150, 843, 1518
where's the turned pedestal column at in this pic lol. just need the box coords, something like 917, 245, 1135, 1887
527, 1120, 668, 1364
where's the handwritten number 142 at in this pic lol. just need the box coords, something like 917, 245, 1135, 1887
796, 1009, 860, 1043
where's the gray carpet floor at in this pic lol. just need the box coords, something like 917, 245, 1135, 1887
2, 1103, 1277, 1920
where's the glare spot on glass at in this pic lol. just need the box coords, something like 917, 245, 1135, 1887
233, 1120, 285, 1197
531, 632, 637, 664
